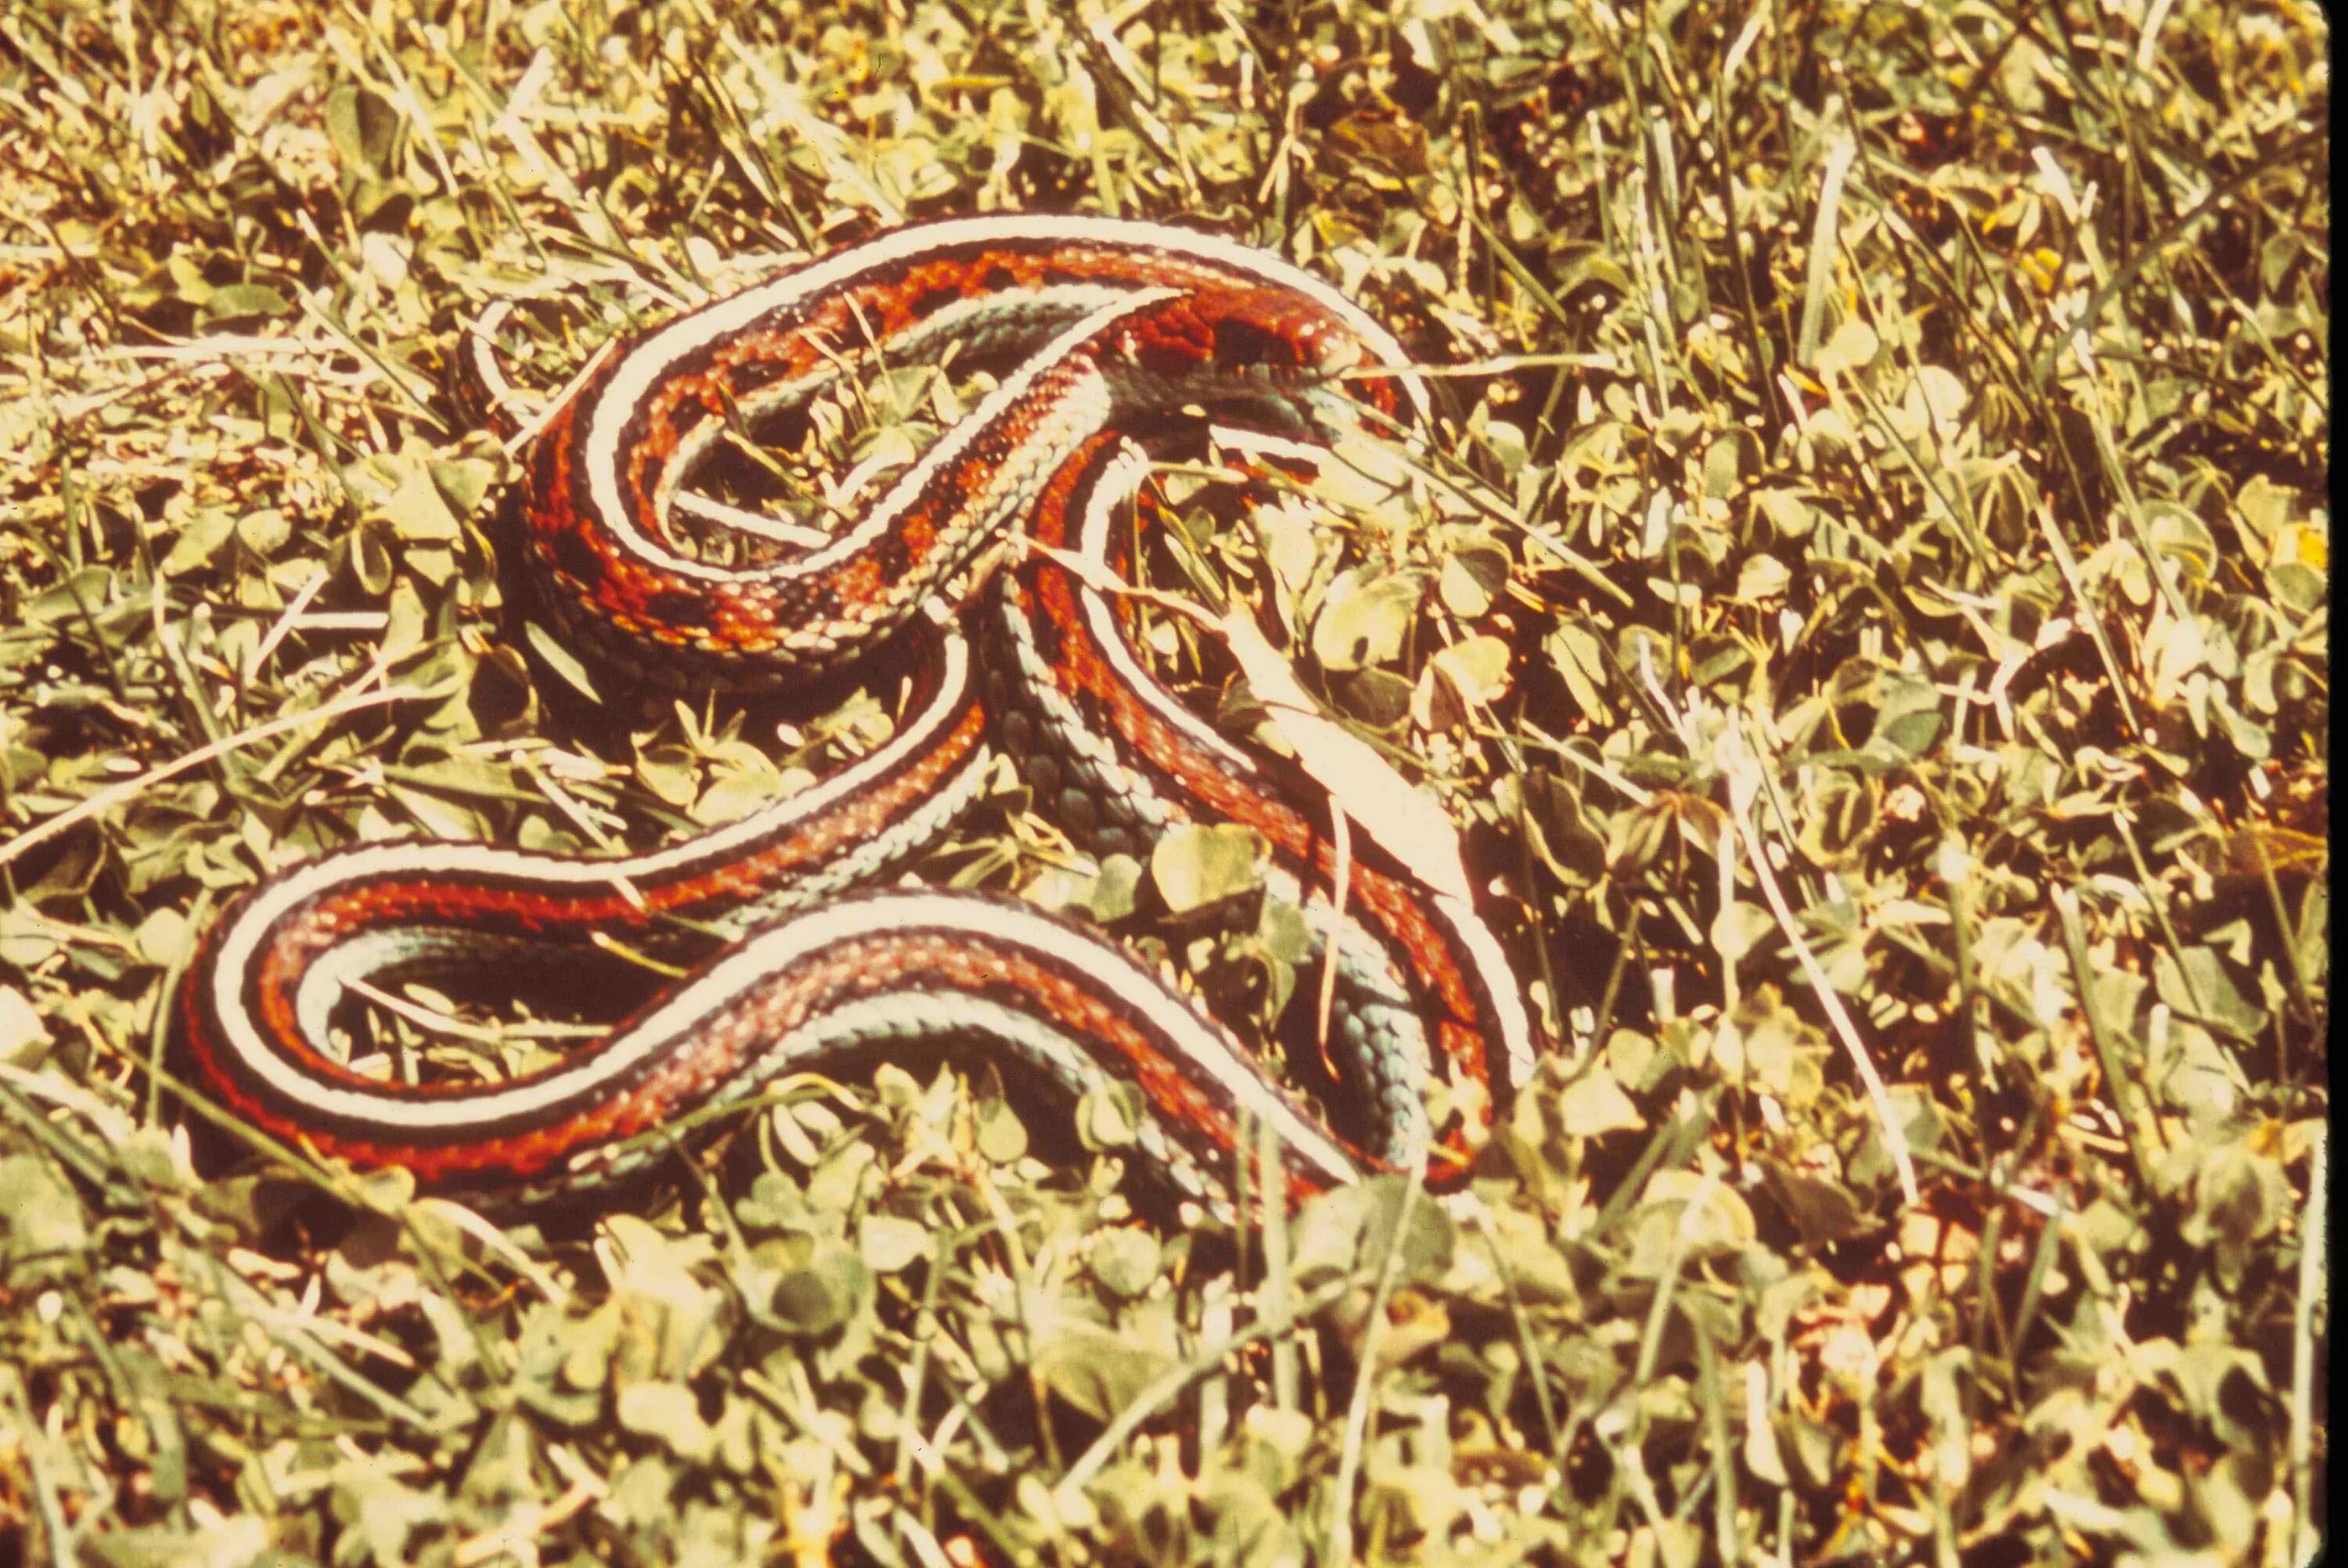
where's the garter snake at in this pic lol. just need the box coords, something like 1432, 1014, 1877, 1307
179, 216, 1540, 1209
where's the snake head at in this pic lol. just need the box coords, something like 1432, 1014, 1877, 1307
1103, 285, 1401, 442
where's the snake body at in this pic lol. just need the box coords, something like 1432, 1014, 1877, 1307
179, 217, 1536, 1207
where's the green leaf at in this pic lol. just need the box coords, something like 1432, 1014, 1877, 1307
859, 1214, 931, 1274
325, 83, 402, 174
160, 506, 239, 575
81, 1519, 273, 1568
1289, 1175, 1453, 1289
2147, 505, 2219, 581
1544, 621, 1612, 720
1075, 1079, 1147, 1152
2231, 473, 2291, 548
974, 1090, 1030, 1164
1436, 536, 1511, 616
769, 1243, 870, 1337
0, 984, 55, 1066
1751, 487, 1818, 541
1558, 1066, 1644, 1138
341, 449, 461, 542
1702, 432, 1757, 498
330, 1459, 448, 1566
2154, 946, 2268, 1042
197, 282, 290, 325
1709, 900, 1775, 964
1151, 822, 1265, 912
0, 1153, 88, 1256
429, 452, 500, 518
1332, 667, 1414, 725
1605, 800, 1673, 876
1311, 570, 1420, 671
2267, 559, 2325, 615
1255, 897, 1312, 965
1733, 553, 1792, 602
1628, 1171, 1756, 1271
526, 620, 604, 704
133, 906, 192, 968
1759, 1163, 1863, 1247
1033, 1319, 1172, 1422
1867, 673, 1944, 757
1087, 854, 1142, 922
1814, 319, 1878, 377
233, 507, 290, 557
1089, 1227, 1162, 1299
2177, 1135, 2289, 1289
618, 1381, 717, 1462
1415, 633, 1511, 728
1519, 769, 1606, 888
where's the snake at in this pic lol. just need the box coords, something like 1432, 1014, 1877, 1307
177, 215, 1540, 1210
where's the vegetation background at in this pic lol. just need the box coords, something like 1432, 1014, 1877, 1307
0, 0, 2326, 1563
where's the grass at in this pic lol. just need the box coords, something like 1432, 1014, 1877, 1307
0, 0, 2328, 1563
